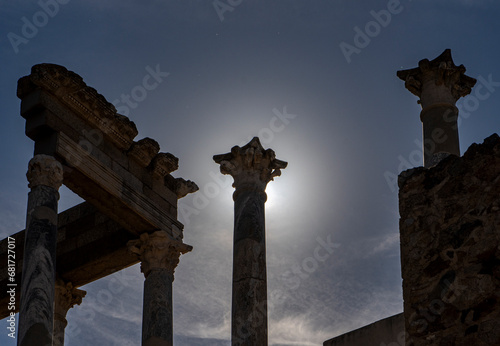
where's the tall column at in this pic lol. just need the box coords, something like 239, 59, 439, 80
214, 137, 287, 346
397, 49, 476, 167
53, 279, 86, 346
128, 231, 192, 346
18, 154, 64, 346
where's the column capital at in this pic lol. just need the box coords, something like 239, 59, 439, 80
127, 230, 192, 278
54, 279, 86, 323
213, 137, 287, 193
27, 154, 64, 189
397, 49, 476, 109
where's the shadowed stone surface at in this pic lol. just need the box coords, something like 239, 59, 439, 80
128, 230, 192, 346
18, 155, 63, 346
399, 134, 500, 346
214, 137, 287, 346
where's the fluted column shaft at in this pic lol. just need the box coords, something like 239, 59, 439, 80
128, 231, 192, 346
18, 155, 63, 346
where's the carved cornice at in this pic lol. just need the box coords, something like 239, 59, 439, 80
150, 153, 179, 178
26, 154, 64, 190
175, 178, 199, 198
54, 279, 86, 323
127, 230, 192, 278
17, 63, 138, 150
213, 137, 287, 191
397, 49, 476, 105
128, 137, 161, 167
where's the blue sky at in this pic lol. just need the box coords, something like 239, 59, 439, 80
1, 1, 500, 345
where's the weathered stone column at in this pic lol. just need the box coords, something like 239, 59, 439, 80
18, 154, 63, 346
214, 137, 287, 346
53, 279, 86, 346
128, 231, 192, 346
397, 49, 476, 167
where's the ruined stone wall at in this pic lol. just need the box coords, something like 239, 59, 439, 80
399, 134, 500, 345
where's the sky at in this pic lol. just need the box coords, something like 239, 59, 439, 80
1, 1, 500, 345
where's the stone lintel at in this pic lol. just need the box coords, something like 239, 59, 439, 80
0, 202, 139, 319
57, 131, 183, 238
17, 75, 194, 239
397, 49, 477, 109
127, 230, 192, 279
213, 137, 287, 193
18, 64, 138, 151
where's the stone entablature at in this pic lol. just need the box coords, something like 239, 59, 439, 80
17, 63, 198, 240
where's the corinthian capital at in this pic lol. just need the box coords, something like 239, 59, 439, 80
54, 279, 86, 323
213, 137, 287, 192
397, 49, 476, 109
26, 154, 64, 189
127, 230, 192, 278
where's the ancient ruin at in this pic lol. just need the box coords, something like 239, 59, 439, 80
1, 49, 499, 346
214, 137, 287, 345
324, 50, 500, 345
0, 64, 198, 346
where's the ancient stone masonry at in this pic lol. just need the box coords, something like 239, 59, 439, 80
399, 134, 500, 346
214, 137, 287, 346
397, 49, 477, 167
7, 63, 198, 345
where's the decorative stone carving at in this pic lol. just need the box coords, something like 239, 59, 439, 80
26, 154, 64, 190
128, 137, 161, 167
17, 63, 138, 150
397, 50, 477, 168
150, 153, 179, 178
213, 137, 287, 193
397, 49, 476, 108
174, 178, 199, 198
127, 230, 192, 278
54, 279, 86, 323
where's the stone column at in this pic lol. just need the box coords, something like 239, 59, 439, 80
18, 154, 63, 346
128, 231, 192, 346
214, 137, 287, 346
397, 49, 476, 167
53, 279, 86, 346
